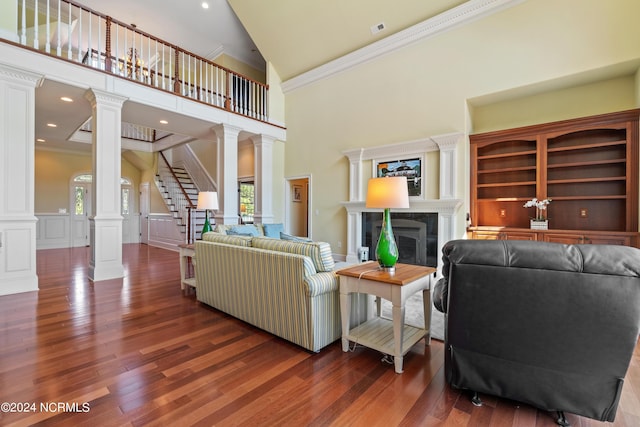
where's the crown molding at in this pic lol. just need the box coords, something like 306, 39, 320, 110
281, 0, 525, 93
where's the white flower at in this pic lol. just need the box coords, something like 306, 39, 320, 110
523, 198, 552, 220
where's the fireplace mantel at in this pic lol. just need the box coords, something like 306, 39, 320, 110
341, 133, 464, 269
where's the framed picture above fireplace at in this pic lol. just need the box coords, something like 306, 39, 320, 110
374, 156, 423, 197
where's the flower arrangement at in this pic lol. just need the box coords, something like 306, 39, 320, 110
523, 198, 552, 221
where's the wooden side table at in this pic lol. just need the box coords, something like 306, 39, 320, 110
178, 243, 196, 291
336, 261, 435, 374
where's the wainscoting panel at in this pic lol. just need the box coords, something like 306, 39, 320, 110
36, 214, 71, 249
148, 214, 184, 251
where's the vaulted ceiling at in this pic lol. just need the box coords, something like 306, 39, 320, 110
228, 0, 467, 81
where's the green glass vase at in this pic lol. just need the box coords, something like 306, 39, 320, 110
201, 210, 212, 235
376, 208, 399, 271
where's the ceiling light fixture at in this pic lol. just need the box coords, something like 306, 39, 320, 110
60, 96, 73, 102
47, 123, 57, 127
36, 138, 45, 142
159, 120, 168, 124
202, 2, 209, 9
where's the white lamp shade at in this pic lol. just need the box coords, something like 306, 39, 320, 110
197, 191, 219, 210
365, 177, 410, 209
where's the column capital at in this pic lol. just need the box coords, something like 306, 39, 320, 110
84, 88, 128, 108
212, 123, 242, 140
250, 134, 276, 146
0, 64, 44, 87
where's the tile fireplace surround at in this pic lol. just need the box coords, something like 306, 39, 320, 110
341, 133, 463, 271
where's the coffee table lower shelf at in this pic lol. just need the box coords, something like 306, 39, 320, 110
344, 317, 428, 357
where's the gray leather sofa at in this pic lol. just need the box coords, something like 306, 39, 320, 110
433, 239, 640, 424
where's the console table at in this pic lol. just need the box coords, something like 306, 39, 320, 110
178, 243, 196, 291
336, 262, 435, 373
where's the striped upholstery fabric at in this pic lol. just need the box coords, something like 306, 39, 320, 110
252, 236, 335, 272
195, 240, 341, 352
202, 232, 252, 247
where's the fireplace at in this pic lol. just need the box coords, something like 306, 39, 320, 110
362, 212, 438, 267
341, 132, 463, 270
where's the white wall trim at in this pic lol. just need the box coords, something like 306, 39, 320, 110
281, 0, 525, 93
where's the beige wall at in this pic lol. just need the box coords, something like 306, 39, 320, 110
281, 0, 640, 255
215, 53, 266, 84
35, 150, 142, 214
0, 2, 17, 36
470, 75, 637, 134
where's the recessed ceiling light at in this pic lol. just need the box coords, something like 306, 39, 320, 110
202, 2, 209, 9
47, 123, 57, 127
36, 138, 45, 142
159, 120, 168, 124
60, 96, 73, 102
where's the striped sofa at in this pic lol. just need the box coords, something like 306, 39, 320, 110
195, 232, 350, 352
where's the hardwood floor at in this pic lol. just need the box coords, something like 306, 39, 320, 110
1, 244, 639, 426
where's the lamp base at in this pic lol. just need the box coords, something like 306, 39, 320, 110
376, 208, 399, 272
201, 210, 212, 235
379, 266, 396, 274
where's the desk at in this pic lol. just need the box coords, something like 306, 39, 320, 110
178, 244, 196, 290
336, 262, 435, 374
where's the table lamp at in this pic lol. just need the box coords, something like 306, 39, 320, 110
365, 176, 410, 272
197, 191, 218, 235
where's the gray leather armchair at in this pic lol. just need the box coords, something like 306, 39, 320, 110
433, 239, 640, 425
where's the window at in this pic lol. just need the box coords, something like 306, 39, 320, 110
74, 186, 85, 215
73, 175, 132, 215
239, 181, 254, 224
121, 188, 130, 215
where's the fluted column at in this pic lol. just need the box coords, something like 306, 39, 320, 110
251, 134, 275, 224
213, 124, 241, 224
0, 64, 43, 296
85, 89, 127, 282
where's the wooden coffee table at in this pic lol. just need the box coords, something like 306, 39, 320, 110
336, 262, 436, 374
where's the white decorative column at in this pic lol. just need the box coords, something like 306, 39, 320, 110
251, 134, 275, 224
213, 124, 240, 224
0, 64, 42, 296
85, 89, 127, 282
432, 132, 461, 200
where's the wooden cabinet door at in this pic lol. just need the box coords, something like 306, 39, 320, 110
471, 231, 501, 240
543, 233, 584, 245
471, 230, 537, 241
584, 235, 631, 246
502, 231, 538, 241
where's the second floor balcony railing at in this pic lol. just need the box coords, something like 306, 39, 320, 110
7, 0, 269, 122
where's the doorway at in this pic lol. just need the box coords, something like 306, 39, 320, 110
286, 176, 310, 238
71, 179, 91, 247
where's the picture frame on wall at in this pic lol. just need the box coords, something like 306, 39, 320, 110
374, 157, 423, 197
292, 185, 302, 202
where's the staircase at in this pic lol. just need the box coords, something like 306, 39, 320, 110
155, 166, 209, 243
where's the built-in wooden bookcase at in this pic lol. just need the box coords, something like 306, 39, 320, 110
469, 109, 640, 246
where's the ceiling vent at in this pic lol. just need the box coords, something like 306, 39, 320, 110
370, 22, 386, 35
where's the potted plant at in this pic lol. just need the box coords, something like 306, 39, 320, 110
523, 198, 551, 229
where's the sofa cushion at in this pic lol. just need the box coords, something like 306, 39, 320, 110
252, 236, 335, 272
263, 223, 284, 238
202, 232, 252, 247
214, 223, 264, 236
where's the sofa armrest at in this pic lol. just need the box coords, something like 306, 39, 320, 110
304, 272, 339, 297
433, 277, 448, 313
